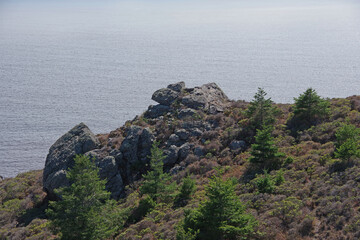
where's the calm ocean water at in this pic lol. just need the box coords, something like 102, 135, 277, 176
1, 0, 360, 177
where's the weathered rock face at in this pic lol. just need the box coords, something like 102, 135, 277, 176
43, 123, 155, 200
85, 150, 124, 199
145, 104, 170, 118
167, 81, 185, 92
163, 145, 179, 166
43, 123, 100, 199
119, 126, 155, 182
178, 108, 197, 119
152, 88, 180, 106
151, 81, 184, 107
182, 83, 229, 113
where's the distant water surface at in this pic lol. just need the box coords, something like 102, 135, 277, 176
1, 0, 360, 177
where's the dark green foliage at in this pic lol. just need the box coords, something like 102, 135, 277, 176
284, 156, 294, 165
46, 155, 123, 240
274, 169, 285, 186
334, 124, 360, 162
253, 169, 284, 194
176, 223, 199, 240
140, 142, 175, 202
246, 88, 278, 130
335, 124, 360, 148
255, 171, 274, 194
250, 126, 284, 169
175, 176, 196, 207
290, 88, 330, 131
127, 195, 156, 224
179, 173, 257, 240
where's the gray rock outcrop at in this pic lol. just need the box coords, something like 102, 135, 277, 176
43, 82, 234, 200
43, 123, 100, 199
120, 126, 155, 181
145, 104, 170, 119
97, 156, 124, 199
175, 129, 189, 141
229, 140, 246, 151
167, 81, 185, 92
182, 83, 229, 113
178, 108, 197, 119
179, 143, 192, 161
163, 145, 179, 166
152, 88, 179, 106
85, 150, 124, 199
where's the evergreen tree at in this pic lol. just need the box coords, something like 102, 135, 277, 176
255, 170, 275, 194
179, 173, 257, 240
335, 124, 360, 162
246, 88, 278, 130
175, 176, 196, 207
46, 155, 122, 240
250, 126, 284, 169
140, 142, 175, 202
335, 124, 360, 148
291, 88, 329, 130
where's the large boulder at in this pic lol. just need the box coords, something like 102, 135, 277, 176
167, 81, 185, 92
181, 83, 229, 113
85, 150, 124, 199
120, 126, 155, 182
152, 88, 179, 106
163, 145, 179, 166
43, 123, 99, 199
97, 156, 124, 199
229, 140, 246, 151
144, 104, 170, 119
175, 129, 189, 141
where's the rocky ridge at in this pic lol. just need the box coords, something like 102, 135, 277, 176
43, 82, 231, 199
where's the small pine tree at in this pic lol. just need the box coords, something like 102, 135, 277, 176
290, 88, 329, 130
335, 124, 360, 163
250, 126, 284, 170
175, 176, 196, 207
335, 124, 360, 148
46, 155, 121, 240
246, 88, 278, 130
179, 173, 257, 240
255, 170, 275, 194
140, 142, 175, 202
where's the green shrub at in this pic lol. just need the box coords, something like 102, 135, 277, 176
274, 169, 285, 186
0, 199, 24, 223
175, 176, 196, 207
128, 195, 156, 224
271, 197, 302, 225
255, 171, 274, 194
334, 124, 360, 163
176, 219, 199, 240
284, 156, 294, 165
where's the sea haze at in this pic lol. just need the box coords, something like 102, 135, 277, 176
0, 0, 360, 177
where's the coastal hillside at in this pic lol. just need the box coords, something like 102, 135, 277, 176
1, 82, 360, 240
